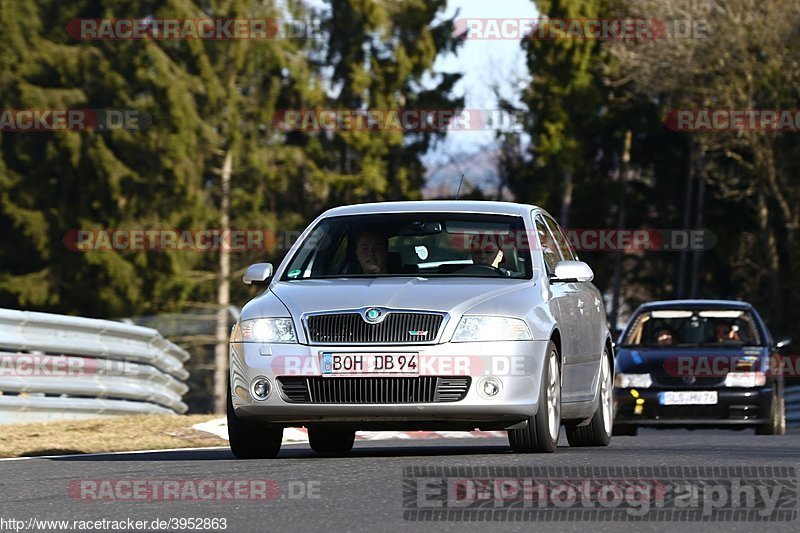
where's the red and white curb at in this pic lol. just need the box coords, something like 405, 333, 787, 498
193, 418, 506, 444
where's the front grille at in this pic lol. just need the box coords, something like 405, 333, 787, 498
306, 312, 444, 344
277, 376, 470, 403
651, 372, 725, 388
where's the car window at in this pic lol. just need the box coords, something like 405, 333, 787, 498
543, 215, 577, 261
281, 213, 533, 280
534, 215, 561, 275
621, 309, 764, 347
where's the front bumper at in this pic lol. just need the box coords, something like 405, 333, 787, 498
614, 386, 773, 427
229, 340, 550, 429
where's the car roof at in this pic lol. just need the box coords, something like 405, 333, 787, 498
638, 299, 753, 311
319, 200, 543, 218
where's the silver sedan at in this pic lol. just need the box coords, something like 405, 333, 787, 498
227, 201, 614, 457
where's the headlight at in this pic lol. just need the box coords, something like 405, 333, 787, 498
230, 318, 297, 343
724, 371, 766, 387
451, 316, 532, 342
614, 373, 652, 388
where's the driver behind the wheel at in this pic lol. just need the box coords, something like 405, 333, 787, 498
469, 233, 505, 268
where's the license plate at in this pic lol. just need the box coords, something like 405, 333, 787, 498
658, 391, 718, 405
321, 353, 419, 376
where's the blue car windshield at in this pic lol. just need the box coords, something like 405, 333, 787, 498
281, 213, 533, 280
620, 309, 764, 347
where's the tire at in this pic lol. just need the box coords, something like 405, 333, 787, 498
508, 341, 560, 453
308, 427, 356, 455
227, 382, 283, 459
755, 388, 786, 435
613, 425, 638, 436
566, 349, 613, 447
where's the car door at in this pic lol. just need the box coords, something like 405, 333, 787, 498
533, 213, 581, 400
543, 214, 600, 402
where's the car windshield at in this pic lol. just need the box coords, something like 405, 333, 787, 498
620, 309, 764, 348
281, 212, 533, 280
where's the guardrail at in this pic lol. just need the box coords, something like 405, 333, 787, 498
0, 308, 190, 423
786, 385, 800, 429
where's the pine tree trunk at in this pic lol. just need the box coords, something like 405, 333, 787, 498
213, 150, 233, 414
560, 171, 573, 230
610, 130, 632, 330
757, 188, 781, 326
676, 144, 696, 298
689, 160, 706, 298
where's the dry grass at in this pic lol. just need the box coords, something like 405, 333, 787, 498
0, 414, 226, 458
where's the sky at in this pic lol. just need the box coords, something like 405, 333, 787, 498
423, 0, 537, 196
299, 0, 538, 195
428, 0, 536, 154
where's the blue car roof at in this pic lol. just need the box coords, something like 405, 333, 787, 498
637, 299, 753, 310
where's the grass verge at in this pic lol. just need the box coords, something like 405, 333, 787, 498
0, 414, 226, 458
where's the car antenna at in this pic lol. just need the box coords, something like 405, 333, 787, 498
455, 173, 465, 200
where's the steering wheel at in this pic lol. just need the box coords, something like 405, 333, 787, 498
455, 264, 505, 277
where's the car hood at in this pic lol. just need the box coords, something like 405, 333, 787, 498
266, 277, 529, 317
615, 346, 770, 374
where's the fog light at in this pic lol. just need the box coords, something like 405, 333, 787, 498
251, 377, 271, 400
478, 377, 502, 399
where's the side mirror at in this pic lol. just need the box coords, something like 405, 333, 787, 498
774, 336, 792, 350
243, 263, 273, 285
551, 260, 594, 283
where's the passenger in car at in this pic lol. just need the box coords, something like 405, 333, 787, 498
654, 328, 675, 347
714, 322, 741, 342
469, 233, 505, 268
355, 230, 388, 274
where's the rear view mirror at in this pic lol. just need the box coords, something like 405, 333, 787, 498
243, 263, 273, 285
551, 260, 594, 283
397, 221, 442, 236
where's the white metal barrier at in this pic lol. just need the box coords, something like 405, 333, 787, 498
0, 309, 190, 423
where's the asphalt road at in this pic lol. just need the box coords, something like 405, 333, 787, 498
1, 430, 799, 533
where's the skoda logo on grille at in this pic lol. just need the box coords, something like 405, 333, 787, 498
683, 375, 697, 385
364, 308, 382, 323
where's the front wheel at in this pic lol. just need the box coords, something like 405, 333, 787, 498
508, 341, 560, 453
227, 382, 283, 459
566, 350, 613, 447
755, 388, 786, 435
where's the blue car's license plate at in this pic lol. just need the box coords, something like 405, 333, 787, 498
658, 391, 718, 405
